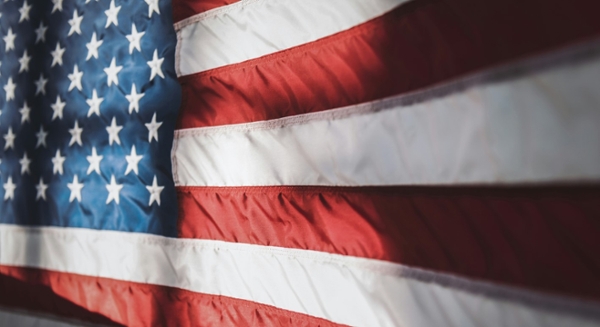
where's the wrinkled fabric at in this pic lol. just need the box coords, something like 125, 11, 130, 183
2, 225, 599, 327
0, 266, 342, 327
173, 53, 600, 187
176, 0, 600, 129
177, 185, 600, 300
176, 0, 407, 75
0, 0, 181, 236
172, 0, 238, 23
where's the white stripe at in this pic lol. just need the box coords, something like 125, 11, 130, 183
173, 48, 600, 187
175, 0, 407, 76
1, 225, 599, 327
0, 308, 89, 327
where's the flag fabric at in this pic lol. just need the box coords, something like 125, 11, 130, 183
0, 0, 180, 235
2, 0, 600, 326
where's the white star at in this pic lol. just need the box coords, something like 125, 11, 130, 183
3, 28, 16, 52
19, 102, 31, 124
52, 150, 66, 175
51, 0, 63, 13
145, 113, 162, 142
125, 145, 143, 175
68, 10, 84, 36
144, 0, 160, 17
104, 57, 122, 86
18, 50, 31, 73
35, 22, 47, 43
105, 0, 121, 28
126, 84, 144, 114
146, 175, 164, 206
35, 74, 48, 95
36, 126, 48, 148
86, 89, 104, 117
86, 32, 103, 60
68, 64, 84, 91
68, 120, 83, 146
147, 49, 165, 81
67, 175, 84, 203
4, 77, 16, 101
36, 178, 48, 201
3, 177, 16, 201
106, 117, 123, 145
126, 24, 145, 54
3, 127, 15, 150
86, 147, 103, 175
51, 96, 66, 120
51, 42, 65, 67
19, 152, 31, 175
18, 0, 31, 23
105, 175, 123, 204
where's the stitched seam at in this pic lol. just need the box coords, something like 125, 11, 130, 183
174, 184, 600, 195
173, 37, 600, 138
170, 137, 180, 185
4, 226, 600, 320
2, 225, 411, 274
174, 30, 183, 77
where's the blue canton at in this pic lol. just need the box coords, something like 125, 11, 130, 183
0, 0, 181, 236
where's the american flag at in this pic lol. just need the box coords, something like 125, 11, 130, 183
2, 0, 600, 326
0, 0, 179, 235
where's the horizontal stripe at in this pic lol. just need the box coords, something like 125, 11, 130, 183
1, 225, 599, 327
0, 308, 87, 327
0, 266, 340, 327
177, 0, 600, 129
177, 185, 600, 300
172, 52, 600, 187
172, 0, 238, 23
175, 0, 407, 75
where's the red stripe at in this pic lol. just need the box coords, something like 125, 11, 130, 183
177, 185, 600, 301
172, 0, 238, 23
0, 266, 345, 327
177, 0, 600, 129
